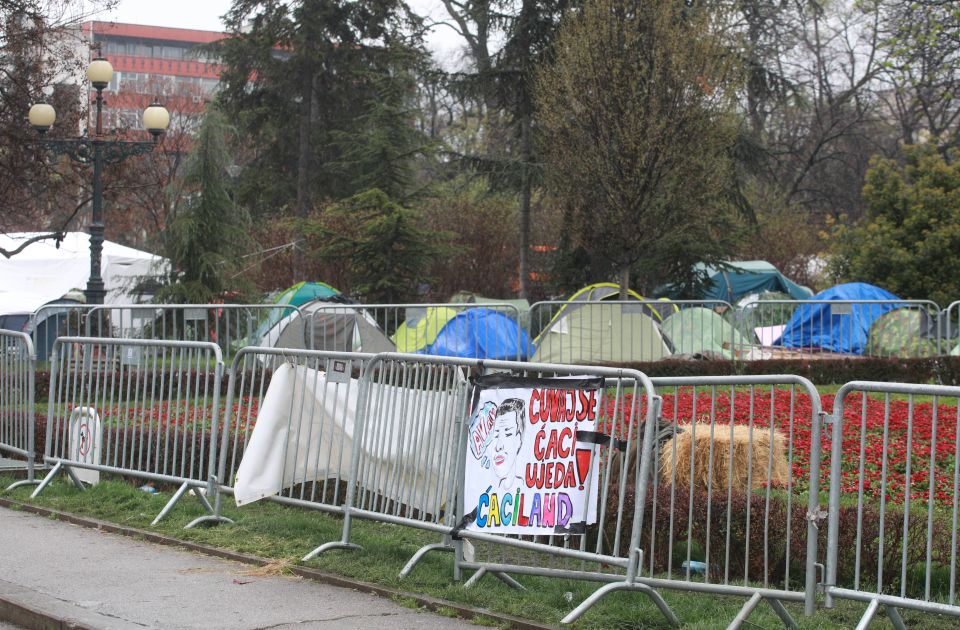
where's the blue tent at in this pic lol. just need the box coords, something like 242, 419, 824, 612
421, 308, 532, 360
776, 283, 901, 354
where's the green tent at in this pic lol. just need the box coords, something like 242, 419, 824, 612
727, 291, 796, 343
532, 301, 673, 365
865, 308, 938, 358
661, 307, 750, 360
274, 281, 340, 307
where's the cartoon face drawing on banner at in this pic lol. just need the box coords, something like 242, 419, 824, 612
488, 398, 525, 490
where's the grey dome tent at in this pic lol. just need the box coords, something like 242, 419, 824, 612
259, 299, 394, 353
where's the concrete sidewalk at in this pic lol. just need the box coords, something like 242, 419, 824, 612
0, 506, 483, 630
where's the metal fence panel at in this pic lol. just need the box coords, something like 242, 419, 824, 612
642, 375, 824, 623
744, 299, 941, 360
214, 348, 374, 529
528, 299, 743, 365
31, 337, 228, 527
30, 303, 96, 363
303, 303, 524, 361
0, 331, 38, 489
84, 304, 301, 361
825, 381, 960, 625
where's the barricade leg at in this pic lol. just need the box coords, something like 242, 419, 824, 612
728, 593, 797, 630
184, 480, 234, 529
854, 599, 881, 630
399, 542, 453, 578
64, 465, 87, 491
301, 511, 362, 561
561, 582, 679, 627
5, 455, 40, 491
29, 461, 63, 498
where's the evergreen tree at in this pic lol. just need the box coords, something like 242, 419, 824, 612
159, 109, 253, 303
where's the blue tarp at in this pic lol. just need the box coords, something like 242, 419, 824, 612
421, 308, 532, 360
776, 283, 901, 354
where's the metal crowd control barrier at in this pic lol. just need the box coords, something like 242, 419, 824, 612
302, 352, 472, 563
84, 304, 301, 361
211, 347, 374, 545
310, 353, 681, 625
944, 301, 960, 354
302, 302, 524, 360
31, 337, 230, 527
0, 331, 39, 490
528, 299, 743, 365
634, 376, 824, 627
30, 303, 96, 363
743, 299, 941, 359
824, 382, 960, 626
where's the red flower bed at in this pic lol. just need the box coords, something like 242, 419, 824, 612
599, 388, 960, 508
64, 396, 260, 431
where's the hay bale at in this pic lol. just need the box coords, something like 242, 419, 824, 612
659, 422, 789, 493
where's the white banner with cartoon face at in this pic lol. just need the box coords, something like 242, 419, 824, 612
463, 374, 603, 535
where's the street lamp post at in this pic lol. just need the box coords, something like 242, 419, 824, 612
28, 53, 170, 305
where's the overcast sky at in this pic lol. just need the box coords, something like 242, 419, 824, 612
93, 0, 467, 63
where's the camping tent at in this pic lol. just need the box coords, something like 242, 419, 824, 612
418, 308, 531, 360
661, 307, 750, 360
533, 301, 673, 365
776, 283, 901, 354
727, 291, 796, 343
865, 308, 938, 358
273, 281, 340, 307
658, 261, 812, 304
393, 307, 531, 360
393, 307, 459, 353
260, 298, 394, 353
531, 282, 671, 339
0, 232, 167, 314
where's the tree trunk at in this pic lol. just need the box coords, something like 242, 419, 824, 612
519, 113, 532, 299
292, 70, 317, 283
619, 266, 630, 299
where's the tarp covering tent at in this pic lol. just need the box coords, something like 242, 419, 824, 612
658, 260, 812, 304
0, 232, 167, 313
417, 308, 532, 360
273, 281, 340, 307
254, 281, 342, 345
776, 282, 901, 354
392, 306, 459, 353
865, 308, 938, 358
661, 307, 751, 360
260, 298, 394, 353
532, 302, 673, 364
449, 290, 531, 328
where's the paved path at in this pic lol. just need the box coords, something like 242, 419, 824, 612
0, 507, 478, 630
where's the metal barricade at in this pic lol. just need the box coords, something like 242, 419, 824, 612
31, 337, 230, 527
745, 299, 942, 359
30, 303, 96, 363
528, 299, 744, 365
824, 381, 960, 625
311, 353, 680, 625
0, 331, 39, 490
302, 352, 472, 563
631, 376, 824, 627
83, 304, 301, 361
303, 303, 525, 360
944, 301, 960, 354
211, 347, 374, 547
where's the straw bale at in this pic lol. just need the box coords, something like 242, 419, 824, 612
659, 422, 789, 493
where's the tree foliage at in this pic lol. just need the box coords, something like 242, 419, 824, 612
158, 109, 253, 303
302, 189, 444, 303
536, 0, 742, 295
828, 145, 960, 305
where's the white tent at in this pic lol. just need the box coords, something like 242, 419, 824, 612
0, 232, 167, 314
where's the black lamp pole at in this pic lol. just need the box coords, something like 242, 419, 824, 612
31, 56, 167, 305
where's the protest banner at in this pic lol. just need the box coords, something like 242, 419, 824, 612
463, 374, 603, 535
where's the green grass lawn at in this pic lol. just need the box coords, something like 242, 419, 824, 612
2, 472, 957, 629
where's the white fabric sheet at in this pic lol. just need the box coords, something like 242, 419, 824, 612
233, 363, 463, 512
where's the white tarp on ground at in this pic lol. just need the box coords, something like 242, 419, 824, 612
233, 363, 464, 512
0, 232, 167, 314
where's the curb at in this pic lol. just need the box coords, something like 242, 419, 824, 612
0, 497, 557, 630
